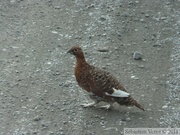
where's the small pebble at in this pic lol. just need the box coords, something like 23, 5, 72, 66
97, 48, 109, 52
63, 121, 67, 124
131, 75, 139, 80
100, 121, 105, 126
161, 17, 167, 20
126, 117, 131, 122
153, 44, 161, 47
145, 14, 150, 17
33, 116, 42, 121
133, 51, 143, 60
63, 83, 70, 87
162, 105, 168, 109
100, 16, 106, 21
138, 65, 145, 68
51, 31, 58, 34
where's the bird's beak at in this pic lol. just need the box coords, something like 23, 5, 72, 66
67, 49, 73, 54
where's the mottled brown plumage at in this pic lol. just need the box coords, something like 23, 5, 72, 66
67, 46, 145, 111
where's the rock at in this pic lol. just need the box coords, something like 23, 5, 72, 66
100, 117, 105, 121
131, 75, 139, 80
145, 14, 150, 17
126, 117, 131, 122
41, 123, 48, 129
33, 116, 42, 121
162, 105, 168, 109
138, 65, 145, 68
48, 131, 54, 135
97, 48, 109, 52
133, 51, 143, 60
153, 44, 161, 47
63, 83, 70, 87
63, 121, 67, 124
100, 16, 106, 21
161, 17, 167, 20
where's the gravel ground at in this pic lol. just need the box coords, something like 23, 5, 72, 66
0, 0, 179, 135
160, 10, 180, 127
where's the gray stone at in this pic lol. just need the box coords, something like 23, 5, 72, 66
133, 51, 143, 60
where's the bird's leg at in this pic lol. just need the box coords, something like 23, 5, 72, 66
81, 93, 102, 108
81, 100, 99, 108
99, 102, 113, 110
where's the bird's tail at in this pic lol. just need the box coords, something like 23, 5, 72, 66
116, 96, 145, 111
132, 98, 145, 111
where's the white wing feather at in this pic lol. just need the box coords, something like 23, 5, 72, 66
105, 88, 130, 97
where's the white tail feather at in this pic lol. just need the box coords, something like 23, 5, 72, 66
105, 88, 130, 97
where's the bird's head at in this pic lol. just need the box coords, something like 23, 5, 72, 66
67, 46, 85, 59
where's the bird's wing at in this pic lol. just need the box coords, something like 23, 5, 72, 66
89, 66, 130, 98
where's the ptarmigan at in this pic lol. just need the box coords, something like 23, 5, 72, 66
67, 46, 145, 111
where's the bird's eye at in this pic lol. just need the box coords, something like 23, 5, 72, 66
74, 49, 78, 52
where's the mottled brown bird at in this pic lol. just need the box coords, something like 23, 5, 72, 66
67, 46, 145, 111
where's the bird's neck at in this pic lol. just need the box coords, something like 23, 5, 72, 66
75, 52, 87, 65
74, 56, 88, 80
75, 57, 87, 68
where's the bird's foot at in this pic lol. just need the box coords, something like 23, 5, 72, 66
99, 104, 113, 110
81, 102, 97, 108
